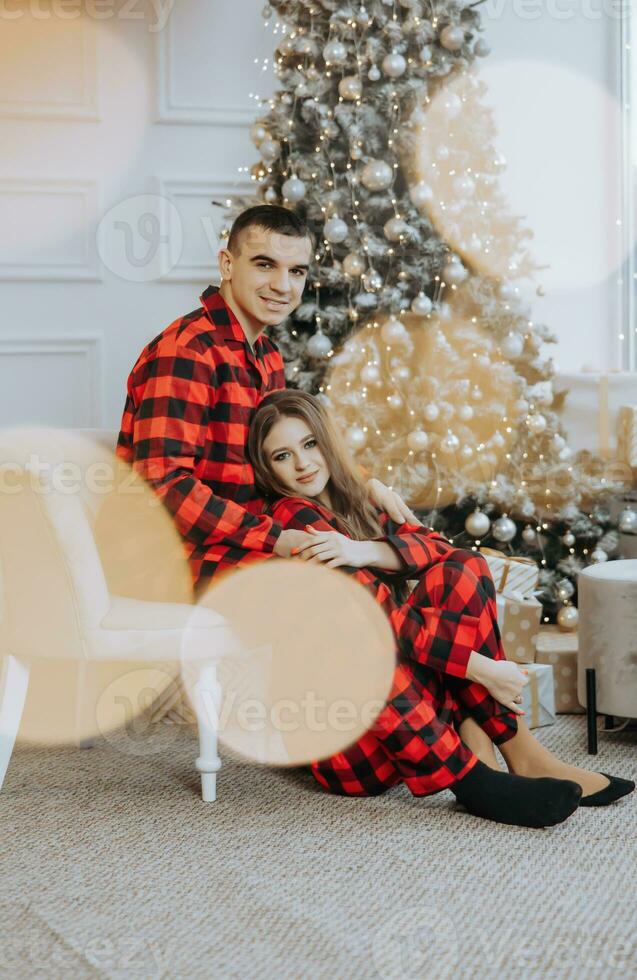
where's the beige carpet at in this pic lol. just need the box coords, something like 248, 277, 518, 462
1, 715, 636, 980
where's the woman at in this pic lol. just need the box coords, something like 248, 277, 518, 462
248, 390, 634, 827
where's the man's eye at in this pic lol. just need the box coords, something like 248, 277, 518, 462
258, 262, 271, 268
293, 269, 305, 276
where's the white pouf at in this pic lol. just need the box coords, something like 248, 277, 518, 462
577, 559, 637, 720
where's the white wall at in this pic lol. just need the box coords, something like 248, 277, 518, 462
479, 1, 624, 371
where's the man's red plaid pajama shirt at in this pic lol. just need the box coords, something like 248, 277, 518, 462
116, 285, 287, 587
269, 496, 519, 798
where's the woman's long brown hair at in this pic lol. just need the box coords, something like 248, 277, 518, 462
248, 390, 383, 541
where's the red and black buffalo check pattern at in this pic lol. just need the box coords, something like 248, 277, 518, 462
269, 496, 519, 798
117, 286, 286, 586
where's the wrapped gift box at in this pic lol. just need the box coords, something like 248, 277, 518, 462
553, 371, 637, 461
480, 547, 539, 598
495, 591, 543, 663
521, 662, 556, 729
533, 625, 584, 715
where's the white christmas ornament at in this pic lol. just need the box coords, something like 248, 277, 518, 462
457, 404, 474, 421
338, 76, 362, 101
343, 252, 365, 277
591, 548, 608, 563
618, 508, 637, 533
465, 510, 491, 538
562, 531, 576, 547
323, 40, 348, 64
501, 332, 524, 359
361, 159, 394, 191
460, 445, 474, 461
250, 123, 268, 147
409, 181, 434, 211
522, 526, 537, 544
324, 216, 348, 243
387, 393, 403, 409
260, 139, 281, 162
282, 176, 306, 202
498, 281, 517, 301
306, 331, 332, 359
382, 52, 407, 77
419, 45, 433, 63
492, 515, 517, 543
360, 364, 380, 384
368, 65, 381, 81
411, 293, 433, 315
407, 429, 429, 452
424, 403, 440, 422
345, 426, 366, 450
474, 38, 491, 57
445, 259, 468, 284
440, 431, 460, 454
363, 268, 383, 292
264, 187, 278, 204
381, 318, 408, 345
440, 24, 465, 50
383, 217, 408, 241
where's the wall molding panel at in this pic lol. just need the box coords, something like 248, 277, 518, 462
155, 175, 253, 282
0, 177, 102, 281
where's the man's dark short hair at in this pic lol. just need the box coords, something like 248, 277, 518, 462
227, 204, 314, 255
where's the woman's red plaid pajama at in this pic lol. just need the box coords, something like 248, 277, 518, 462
270, 496, 519, 798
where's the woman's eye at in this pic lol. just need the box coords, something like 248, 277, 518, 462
305, 439, 316, 449
274, 452, 289, 462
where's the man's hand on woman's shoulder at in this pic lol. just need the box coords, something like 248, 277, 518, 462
366, 479, 422, 526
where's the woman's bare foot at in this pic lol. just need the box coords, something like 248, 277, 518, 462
458, 716, 502, 771
498, 719, 609, 797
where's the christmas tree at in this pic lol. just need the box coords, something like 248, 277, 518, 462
227, 0, 630, 624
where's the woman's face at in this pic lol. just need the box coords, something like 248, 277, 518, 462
261, 415, 330, 500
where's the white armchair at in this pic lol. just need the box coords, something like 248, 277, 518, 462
0, 427, 235, 802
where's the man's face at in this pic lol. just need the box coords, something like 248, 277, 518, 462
219, 226, 312, 328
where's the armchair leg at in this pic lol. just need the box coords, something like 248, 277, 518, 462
192, 663, 222, 803
0, 655, 31, 791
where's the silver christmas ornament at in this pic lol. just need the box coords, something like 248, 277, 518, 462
264, 187, 278, 204
522, 525, 537, 544
357, 6, 372, 26
460, 445, 474, 461
281, 176, 306, 202
411, 292, 433, 315
383, 217, 408, 241
556, 578, 575, 600
368, 65, 381, 81
350, 145, 363, 160
474, 38, 491, 57
361, 159, 394, 191
557, 604, 579, 631
306, 331, 333, 359
562, 531, 576, 547
394, 364, 411, 381
338, 75, 362, 100
343, 252, 365, 277
387, 393, 403, 409
323, 40, 348, 65
457, 404, 474, 421
407, 429, 429, 452
492, 515, 517, 543
591, 548, 608, 563
419, 45, 433, 63
445, 259, 468, 285
440, 24, 465, 50
527, 413, 547, 434
324, 216, 348, 243
259, 139, 280, 162
465, 510, 491, 538
618, 507, 637, 533
409, 181, 434, 211
382, 52, 407, 77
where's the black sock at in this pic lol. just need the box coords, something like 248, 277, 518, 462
452, 760, 582, 828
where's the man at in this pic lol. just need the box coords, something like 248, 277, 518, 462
117, 204, 414, 590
